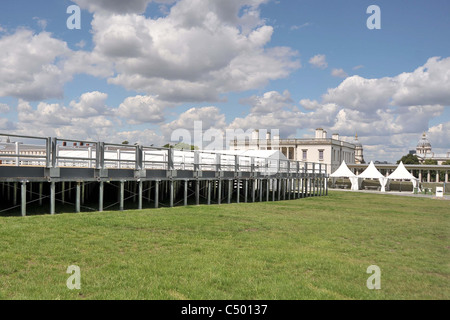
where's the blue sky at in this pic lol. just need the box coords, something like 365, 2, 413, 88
0, 0, 449, 162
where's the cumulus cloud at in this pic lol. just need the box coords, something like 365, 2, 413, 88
323, 75, 397, 112
0, 103, 10, 113
73, 0, 158, 14
116, 95, 172, 124
88, 0, 299, 102
13, 92, 118, 141
0, 29, 70, 101
331, 68, 348, 78
392, 57, 450, 106
229, 91, 339, 137
309, 54, 327, 69
323, 57, 450, 112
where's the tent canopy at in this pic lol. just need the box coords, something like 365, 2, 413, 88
357, 161, 384, 179
387, 161, 418, 180
387, 161, 420, 193
330, 160, 356, 178
355, 161, 388, 192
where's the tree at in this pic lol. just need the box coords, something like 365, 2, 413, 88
423, 159, 438, 165
397, 154, 420, 165
163, 143, 198, 150
442, 160, 450, 166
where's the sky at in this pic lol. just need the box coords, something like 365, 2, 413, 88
0, 0, 449, 163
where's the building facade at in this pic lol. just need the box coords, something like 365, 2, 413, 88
229, 128, 363, 174
415, 133, 450, 165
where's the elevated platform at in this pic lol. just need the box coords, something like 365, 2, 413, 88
0, 133, 329, 216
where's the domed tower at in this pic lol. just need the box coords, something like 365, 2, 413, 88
416, 132, 432, 155
354, 133, 365, 164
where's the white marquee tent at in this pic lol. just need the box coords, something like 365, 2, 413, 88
330, 161, 359, 190
387, 161, 420, 193
355, 161, 388, 192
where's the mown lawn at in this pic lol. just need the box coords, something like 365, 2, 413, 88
0, 191, 448, 300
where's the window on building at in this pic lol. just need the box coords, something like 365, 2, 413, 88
319, 149, 324, 161
302, 149, 307, 161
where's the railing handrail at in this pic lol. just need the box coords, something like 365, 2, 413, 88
0, 133, 328, 174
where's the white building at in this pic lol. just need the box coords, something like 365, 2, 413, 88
415, 133, 450, 165
229, 128, 363, 174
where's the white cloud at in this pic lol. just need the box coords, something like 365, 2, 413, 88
33, 17, 47, 30
73, 0, 158, 14
323, 57, 450, 112
392, 56, 450, 106
88, 0, 299, 102
331, 68, 348, 78
290, 22, 311, 30
75, 40, 86, 48
116, 95, 171, 124
0, 103, 10, 113
323, 75, 397, 112
309, 54, 327, 69
0, 118, 16, 130
115, 129, 165, 146
240, 90, 293, 114
427, 122, 450, 150
229, 91, 339, 137
160, 106, 227, 143
69, 91, 110, 118
0, 29, 71, 101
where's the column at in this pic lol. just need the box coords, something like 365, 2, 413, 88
21, 181, 27, 217
119, 181, 124, 211
139, 180, 143, 210
155, 180, 159, 209
76, 182, 81, 213
99, 181, 104, 212
50, 181, 55, 215
184, 180, 188, 206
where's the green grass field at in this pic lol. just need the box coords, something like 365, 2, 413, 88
0, 191, 448, 300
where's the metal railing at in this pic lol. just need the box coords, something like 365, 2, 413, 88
0, 133, 328, 175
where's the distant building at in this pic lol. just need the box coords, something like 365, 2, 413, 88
229, 128, 363, 174
415, 133, 450, 165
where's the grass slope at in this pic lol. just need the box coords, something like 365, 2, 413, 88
0, 191, 448, 300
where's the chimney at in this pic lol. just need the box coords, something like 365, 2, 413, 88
266, 131, 271, 140
322, 130, 327, 139
332, 133, 339, 140
315, 128, 323, 139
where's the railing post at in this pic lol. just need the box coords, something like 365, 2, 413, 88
15, 142, 20, 167
168, 148, 174, 171
216, 153, 221, 172
46, 137, 52, 168
21, 181, 27, 216
51, 138, 57, 168
136, 145, 143, 170
194, 151, 200, 172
